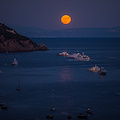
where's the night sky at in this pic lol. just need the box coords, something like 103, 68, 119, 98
0, 0, 120, 37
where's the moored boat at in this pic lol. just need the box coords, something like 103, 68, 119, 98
51, 107, 56, 111
46, 115, 54, 119
50, 89, 56, 111
67, 52, 81, 58
11, 58, 18, 65
75, 52, 90, 61
87, 65, 100, 72
0, 103, 8, 110
16, 80, 21, 91
68, 115, 72, 119
77, 113, 88, 119
1, 105, 8, 110
99, 66, 107, 75
87, 108, 93, 115
57, 52, 69, 56
0, 103, 5, 107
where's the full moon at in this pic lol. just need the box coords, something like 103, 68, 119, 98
61, 15, 71, 24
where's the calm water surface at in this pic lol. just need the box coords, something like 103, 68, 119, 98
0, 38, 120, 120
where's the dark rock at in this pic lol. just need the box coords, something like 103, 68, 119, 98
40, 43, 49, 51
0, 23, 48, 52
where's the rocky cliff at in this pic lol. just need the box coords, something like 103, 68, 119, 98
0, 23, 48, 52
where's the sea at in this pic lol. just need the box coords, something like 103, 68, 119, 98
0, 38, 120, 120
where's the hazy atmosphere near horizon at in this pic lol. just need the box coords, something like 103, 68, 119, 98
0, 0, 120, 37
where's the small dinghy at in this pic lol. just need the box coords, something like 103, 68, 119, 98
46, 115, 54, 119
77, 113, 88, 119
68, 115, 72, 119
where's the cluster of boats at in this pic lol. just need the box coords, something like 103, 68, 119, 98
57, 52, 90, 61
46, 108, 93, 119
58, 51, 107, 75
87, 65, 107, 75
76, 108, 93, 119
46, 89, 93, 119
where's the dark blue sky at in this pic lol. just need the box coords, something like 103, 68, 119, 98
0, 0, 120, 30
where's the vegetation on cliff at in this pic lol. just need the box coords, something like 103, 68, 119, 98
0, 23, 48, 52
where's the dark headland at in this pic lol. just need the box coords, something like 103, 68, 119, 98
0, 23, 48, 52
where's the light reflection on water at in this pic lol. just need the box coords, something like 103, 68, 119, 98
59, 67, 72, 82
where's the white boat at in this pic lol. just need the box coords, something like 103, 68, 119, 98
57, 52, 69, 56
75, 52, 90, 61
87, 65, 100, 72
11, 58, 18, 65
67, 52, 81, 58
99, 66, 107, 75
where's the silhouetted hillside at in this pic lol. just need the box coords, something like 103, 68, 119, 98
0, 23, 48, 52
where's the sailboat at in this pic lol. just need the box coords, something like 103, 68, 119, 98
87, 108, 93, 115
50, 89, 56, 111
68, 115, 72, 119
67, 106, 72, 119
11, 58, 18, 66
16, 80, 21, 91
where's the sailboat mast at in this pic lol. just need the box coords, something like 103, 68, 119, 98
52, 89, 54, 107
50, 88, 56, 111
16, 80, 20, 91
